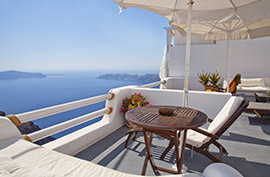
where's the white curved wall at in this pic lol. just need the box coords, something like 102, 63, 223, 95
43, 87, 231, 155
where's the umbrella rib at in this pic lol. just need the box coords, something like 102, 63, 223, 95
229, 0, 237, 9
233, 14, 253, 32
232, 19, 241, 31
204, 23, 228, 33
222, 23, 230, 32
230, 0, 259, 33
170, 0, 179, 24
233, 21, 248, 32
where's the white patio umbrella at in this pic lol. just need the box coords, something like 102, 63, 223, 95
112, 0, 270, 106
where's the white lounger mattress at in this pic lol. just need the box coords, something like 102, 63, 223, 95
0, 138, 198, 177
237, 86, 270, 91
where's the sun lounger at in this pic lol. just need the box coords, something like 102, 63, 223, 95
160, 96, 249, 162
237, 78, 270, 93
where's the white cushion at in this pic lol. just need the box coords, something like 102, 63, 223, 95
0, 154, 12, 177
0, 138, 137, 177
0, 137, 242, 177
207, 96, 243, 134
239, 78, 265, 87
237, 86, 270, 91
0, 152, 59, 177
186, 128, 210, 147
0, 138, 200, 177
203, 163, 243, 177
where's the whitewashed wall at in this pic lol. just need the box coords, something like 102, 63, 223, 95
167, 37, 270, 89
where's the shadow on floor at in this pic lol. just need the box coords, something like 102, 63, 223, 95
75, 125, 270, 177
220, 132, 270, 146
247, 116, 270, 135
75, 126, 129, 163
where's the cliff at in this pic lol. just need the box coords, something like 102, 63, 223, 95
0, 70, 46, 80
97, 73, 160, 83
18, 121, 55, 145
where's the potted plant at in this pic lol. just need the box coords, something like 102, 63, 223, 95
198, 71, 210, 88
209, 71, 222, 91
198, 71, 223, 92
121, 93, 151, 127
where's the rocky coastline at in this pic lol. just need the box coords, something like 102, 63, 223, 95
18, 121, 55, 145
0, 111, 55, 145
97, 73, 160, 83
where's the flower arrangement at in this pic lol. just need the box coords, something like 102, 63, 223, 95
121, 93, 152, 114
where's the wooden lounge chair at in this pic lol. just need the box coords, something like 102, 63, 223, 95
160, 96, 249, 162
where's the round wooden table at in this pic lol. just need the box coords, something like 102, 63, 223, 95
126, 105, 207, 175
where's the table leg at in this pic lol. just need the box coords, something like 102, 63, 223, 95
141, 151, 149, 176
177, 130, 187, 173
254, 110, 266, 125
142, 131, 160, 175
173, 130, 180, 173
141, 132, 153, 175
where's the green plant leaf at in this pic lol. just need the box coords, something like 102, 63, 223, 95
198, 71, 210, 87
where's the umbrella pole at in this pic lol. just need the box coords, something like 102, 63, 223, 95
225, 33, 231, 93
183, 0, 193, 107
165, 27, 172, 77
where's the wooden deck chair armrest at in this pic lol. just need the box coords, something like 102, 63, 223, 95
191, 128, 218, 140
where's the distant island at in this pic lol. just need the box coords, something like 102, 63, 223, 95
0, 70, 46, 80
97, 73, 160, 83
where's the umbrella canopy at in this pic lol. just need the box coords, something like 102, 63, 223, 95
174, 18, 270, 40
113, 0, 270, 31
112, 0, 270, 105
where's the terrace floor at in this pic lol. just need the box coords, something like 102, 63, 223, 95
75, 113, 270, 177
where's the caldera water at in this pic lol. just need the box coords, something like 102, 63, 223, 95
0, 70, 157, 138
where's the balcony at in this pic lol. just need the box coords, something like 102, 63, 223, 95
2, 81, 269, 176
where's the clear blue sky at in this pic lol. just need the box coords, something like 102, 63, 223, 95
0, 0, 168, 72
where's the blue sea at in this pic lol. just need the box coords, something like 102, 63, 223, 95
0, 70, 158, 139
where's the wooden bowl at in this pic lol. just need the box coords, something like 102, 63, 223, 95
158, 108, 174, 116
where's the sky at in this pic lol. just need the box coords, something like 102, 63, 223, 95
0, 0, 168, 72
